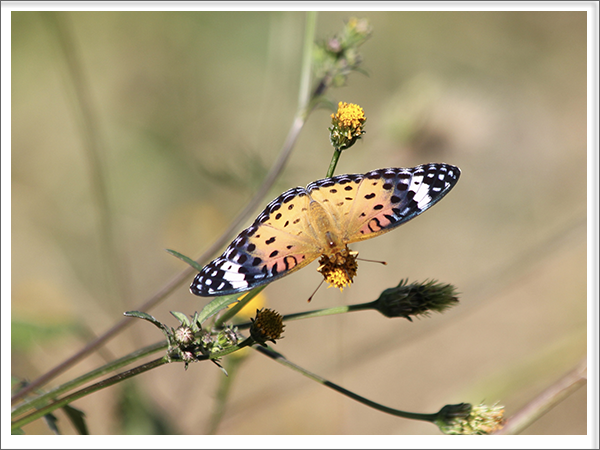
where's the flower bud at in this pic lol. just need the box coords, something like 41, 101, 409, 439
250, 308, 285, 347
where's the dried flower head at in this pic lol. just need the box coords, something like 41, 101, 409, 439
436, 402, 505, 435
317, 246, 358, 291
250, 308, 285, 347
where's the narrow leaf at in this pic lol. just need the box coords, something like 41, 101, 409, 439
62, 404, 88, 435
166, 249, 204, 273
43, 412, 60, 434
124, 311, 170, 339
170, 311, 191, 327
196, 293, 241, 325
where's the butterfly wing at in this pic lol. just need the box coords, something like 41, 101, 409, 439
306, 172, 365, 237
308, 163, 460, 244
191, 163, 460, 296
190, 187, 322, 296
344, 163, 461, 242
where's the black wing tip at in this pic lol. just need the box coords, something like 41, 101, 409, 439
190, 274, 208, 296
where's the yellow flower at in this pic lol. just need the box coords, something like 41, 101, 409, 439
329, 102, 366, 150
317, 246, 358, 291
332, 102, 365, 134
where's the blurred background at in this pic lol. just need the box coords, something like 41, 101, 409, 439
11, 11, 588, 435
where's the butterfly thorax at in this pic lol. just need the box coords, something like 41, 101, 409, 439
307, 199, 346, 255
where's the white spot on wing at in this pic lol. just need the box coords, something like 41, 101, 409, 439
412, 181, 433, 209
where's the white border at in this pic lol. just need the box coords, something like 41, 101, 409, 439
2, 2, 598, 449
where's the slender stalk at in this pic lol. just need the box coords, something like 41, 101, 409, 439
12, 13, 320, 405
235, 301, 376, 330
254, 345, 438, 423
493, 359, 587, 435
11, 357, 169, 432
11, 341, 168, 418
326, 148, 343, 177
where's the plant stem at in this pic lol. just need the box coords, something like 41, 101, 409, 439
11, 341, 168, 418
254, 345, 438, 423
326, 148, 343, 177
235, 301, 376, 330
11, 357, 168, 432
493, 358, 587, 435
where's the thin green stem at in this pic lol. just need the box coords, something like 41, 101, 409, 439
11, 341, 169, 419
11, 330, 256, 424
326, 148, 343, 178
11, 330, 252, 420
254, 345, 438, 423
235, 300, 377, 330
11, 357, 168, 432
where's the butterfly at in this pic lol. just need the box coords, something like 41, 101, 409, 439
190, 163, 460, 297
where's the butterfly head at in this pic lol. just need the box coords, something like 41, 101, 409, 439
317, 245, 359, 291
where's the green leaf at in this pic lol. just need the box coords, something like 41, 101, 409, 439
165, 249, 204, 273
124, 311, 170, 340
170, 311, 190, 327
196, 293, 241, 325
62, 404, 88, 435
43, 412, 60, 434
215, 286, 266, 327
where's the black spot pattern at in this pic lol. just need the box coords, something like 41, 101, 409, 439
190, 163, 460, 296
353, 163, 461, 236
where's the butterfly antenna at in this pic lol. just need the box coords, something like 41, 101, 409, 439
307, 279, 326, 303
357, 257, 387, 265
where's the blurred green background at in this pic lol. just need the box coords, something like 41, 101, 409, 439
11, 11, 587, 435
